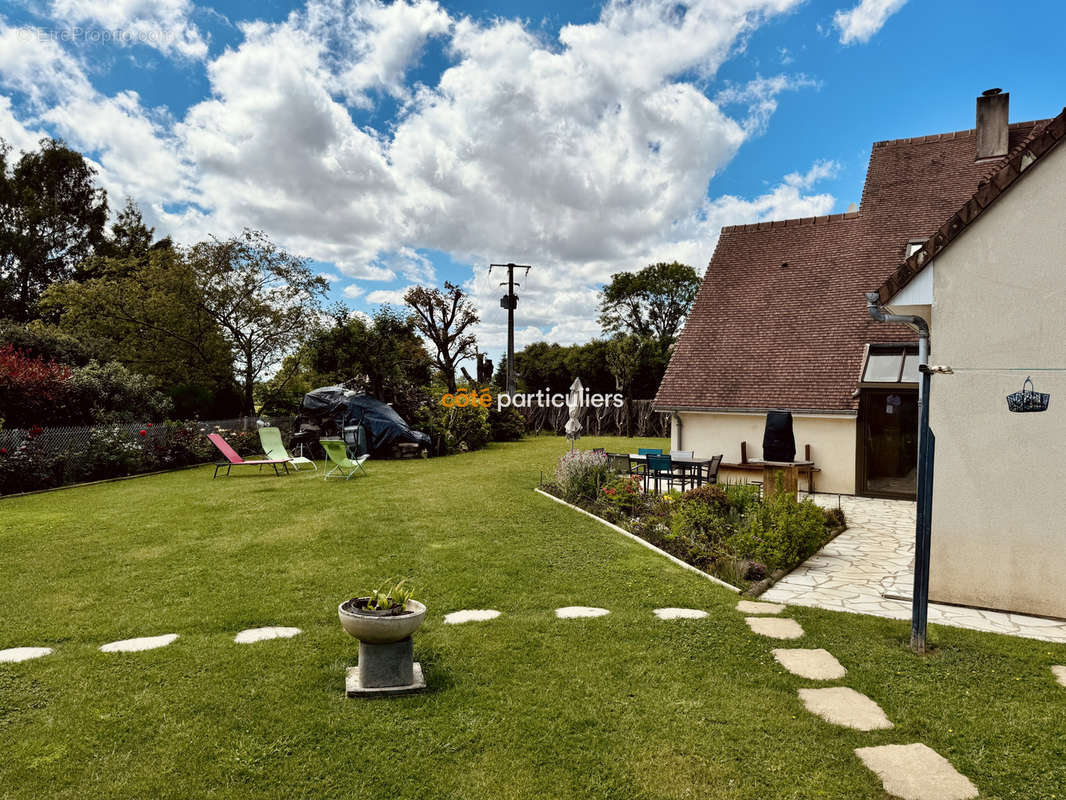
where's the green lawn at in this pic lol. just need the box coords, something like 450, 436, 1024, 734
1, 435, 1064, 799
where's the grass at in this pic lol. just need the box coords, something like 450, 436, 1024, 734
0, 434, 1064, 799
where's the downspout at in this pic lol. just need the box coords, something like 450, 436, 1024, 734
672, 412, 683, 450
864, 292, 933, 654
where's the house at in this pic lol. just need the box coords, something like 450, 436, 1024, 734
655, 90, 1054, 500
872, 105, 1066, 619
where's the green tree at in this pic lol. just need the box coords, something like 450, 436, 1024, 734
309, 306, 432, 403
77, 198, 157, 279
40, 246, 240, 418
403, 282, 479, 394
0, 138, 109, 320
598, 261, 700, 349
188, 230, 328, 415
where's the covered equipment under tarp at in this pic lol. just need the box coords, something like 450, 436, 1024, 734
299, 386, 430, 456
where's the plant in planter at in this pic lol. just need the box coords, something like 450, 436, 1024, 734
338, 579, 427, 697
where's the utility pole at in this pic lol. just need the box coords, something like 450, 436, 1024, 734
489, 263, 532, 394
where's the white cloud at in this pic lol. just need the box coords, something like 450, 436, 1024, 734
303, 0, 451, 107
365, 285, 416, 305
0, 25, 196, 217
0, 0, 841, 361
49, 0, 209, 59
342, 283, 365, 298
833, 0, 907, 45
783, 159, 840, 189
715, 73, 819, 134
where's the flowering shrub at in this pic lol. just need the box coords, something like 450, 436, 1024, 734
554, 449, 610, 503
0, 430, 65, 493
600, 474, 647, 516
0, 344, 74, 428
0, 420, 266, 495
542, 461, 845, 589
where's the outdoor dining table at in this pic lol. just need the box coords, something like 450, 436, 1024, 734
627, 453, 717, 490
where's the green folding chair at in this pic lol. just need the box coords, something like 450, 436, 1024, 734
259, 426, 316, 471
320, 439, 369, 480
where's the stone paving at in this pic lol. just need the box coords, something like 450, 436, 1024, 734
761, 494, 1066, 644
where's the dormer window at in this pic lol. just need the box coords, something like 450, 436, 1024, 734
905, 240, 925, 258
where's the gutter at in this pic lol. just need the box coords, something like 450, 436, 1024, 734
864, 291, 933, 654
672, 412, 683, 449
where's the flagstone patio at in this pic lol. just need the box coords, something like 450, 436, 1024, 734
760, 494, 1066, 644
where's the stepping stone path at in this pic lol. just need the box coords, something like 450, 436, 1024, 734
444, 609, 501, 625
653, 608, 708, 620
855, 743, 978, 800
99, 634, 178, 653
736, 600, 784, 614
1053, 665, 1066, 688
772, 648, 846, 680
798, 687, 893, 731
0, 647, 53, 663
745, 616, 804, 639
234, 627, 301, 644
555, 606, 610, 619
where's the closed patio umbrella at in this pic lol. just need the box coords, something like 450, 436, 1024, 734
565, 377, 584, 451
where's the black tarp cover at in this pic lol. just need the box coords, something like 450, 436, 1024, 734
301, 386, 430, 455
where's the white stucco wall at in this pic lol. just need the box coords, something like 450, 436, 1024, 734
671, 411, 857, 495
926, 139, 1066, 618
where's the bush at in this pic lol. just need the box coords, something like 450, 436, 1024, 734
0, 344, 74, 427
730, 493, 828, 571
722, 483, 762, 515
70, 424, 144, 482
599, 473, 648, 517
488, 406, 525, 442
0, 430, 64, 494
681, 484, 730, 515
415, 402, 491, 455
554, 449, 610, 503
69, 360, 172, 424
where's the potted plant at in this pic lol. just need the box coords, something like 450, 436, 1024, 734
338, 579, 427, 696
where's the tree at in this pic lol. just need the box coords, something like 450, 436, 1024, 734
0, 138, 108, 321
598, 261, 701, 349
78, 198, 155, 278
403, 282, 479, 394
39, 245, 240, 418
188, 230, 328, 415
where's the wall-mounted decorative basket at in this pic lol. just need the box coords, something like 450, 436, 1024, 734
1006, 376, 1050, 413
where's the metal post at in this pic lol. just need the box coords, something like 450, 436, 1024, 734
507, 266, 515, 394
912, 363, 935, 653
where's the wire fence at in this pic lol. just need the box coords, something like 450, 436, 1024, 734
0, 416, 298, 496
514, 400, 670, 438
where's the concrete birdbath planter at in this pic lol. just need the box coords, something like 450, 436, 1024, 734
338, 582, 426, 697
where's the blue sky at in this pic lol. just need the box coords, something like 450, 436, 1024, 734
0, 0, 1063, 362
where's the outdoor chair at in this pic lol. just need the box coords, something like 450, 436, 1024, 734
321, 439, 370, 481
206, 433, 291, 478
670, 450, 694, 458
637, 448, 662, 455
702, 454, 724, 486
259, 426, 316, 471
645, 454, 677, 493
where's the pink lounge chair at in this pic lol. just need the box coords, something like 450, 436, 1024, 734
206, 433, 291, 478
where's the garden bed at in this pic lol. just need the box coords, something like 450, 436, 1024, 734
541, 448, 846, 593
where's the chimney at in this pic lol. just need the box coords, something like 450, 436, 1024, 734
976, 88, 1009, 160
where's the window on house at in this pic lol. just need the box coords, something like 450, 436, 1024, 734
906, 240, 925, 257
861, 345, 920, 384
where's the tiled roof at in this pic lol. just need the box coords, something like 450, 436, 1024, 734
877, 108, 1066, 305
656, 118, 1050, 413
